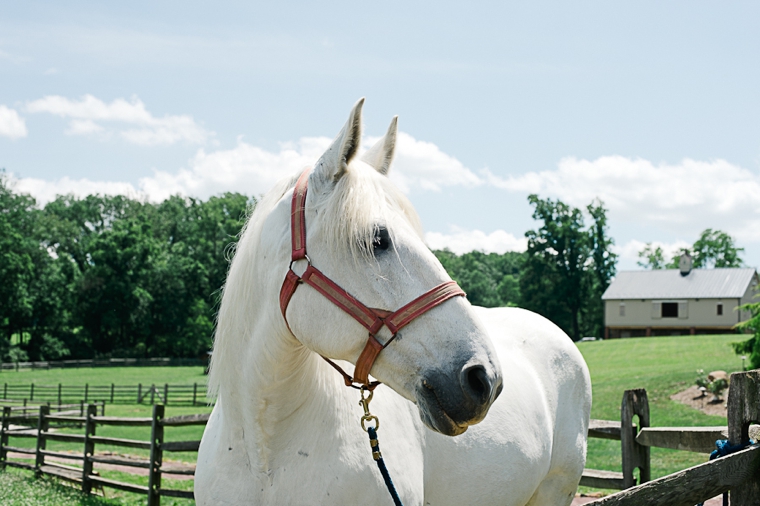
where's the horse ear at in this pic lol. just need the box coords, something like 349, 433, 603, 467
362, 116, 398, 176
313, 98, 364, 187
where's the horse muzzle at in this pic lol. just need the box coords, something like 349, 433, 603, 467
415, 363, 503, 436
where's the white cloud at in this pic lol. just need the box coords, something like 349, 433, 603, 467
382, 132, 483, 192
486, 156, 760, 242
425, 226, 527, 255
0, 105, 28, 139
13, 176, 140, 205
26, 94, 212, 146
139, 136, 332, 202
615, 239, 692, 267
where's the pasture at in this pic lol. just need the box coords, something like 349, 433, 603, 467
0, 333, 748, 504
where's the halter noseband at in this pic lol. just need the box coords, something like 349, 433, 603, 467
279, 168, 466, 389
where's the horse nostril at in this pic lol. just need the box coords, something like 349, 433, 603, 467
462, 365, 491, 406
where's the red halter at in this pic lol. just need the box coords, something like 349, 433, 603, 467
279, 168, 466, 389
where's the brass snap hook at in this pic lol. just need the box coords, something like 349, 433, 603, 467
359, 387, 379, 431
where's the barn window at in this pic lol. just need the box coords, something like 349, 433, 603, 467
619, 303, 626, 317
662, 302, 678, 318
717, 303, 723, 316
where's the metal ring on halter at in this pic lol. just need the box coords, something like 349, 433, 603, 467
289, 254, 312, 273
361, 414, 379, 432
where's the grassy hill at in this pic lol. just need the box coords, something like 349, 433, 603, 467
578, 333, 745, 486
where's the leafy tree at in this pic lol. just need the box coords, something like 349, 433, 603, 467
690, 229, 744, 268
433, 249, 523, 307
0, 172, 40, 349
639, 229, 744, 270
586, 200, 618, 338
732, 301, 760, 370
637, 244, 667, 269
520, 195, 616, 341
520, 195, 592, 341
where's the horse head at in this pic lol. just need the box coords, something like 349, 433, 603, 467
276, 99, 503, 435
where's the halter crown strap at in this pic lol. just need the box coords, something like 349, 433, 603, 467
279, 168, 465, 388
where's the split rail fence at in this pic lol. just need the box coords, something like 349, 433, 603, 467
1, 357, 206, 371
583, 370, 760, 505
0, 402, 207, 505
3, 371, 760, 505
2, 382, 207, 406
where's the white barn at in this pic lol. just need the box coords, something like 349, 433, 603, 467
601, 265, 759, 338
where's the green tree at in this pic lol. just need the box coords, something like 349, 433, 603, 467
691, 229, 744, 268
520, 195, 592, 341
433, 249, 523, 307
732, 301, 760, 370
586, 200, 617, 338
637, 244, 666, 269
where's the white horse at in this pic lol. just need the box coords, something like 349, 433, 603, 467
195, 99, 591, 506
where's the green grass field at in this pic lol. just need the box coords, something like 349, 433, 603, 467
0, 365, 208, 386
0, 333, 750, 503
577, 333, 744, 493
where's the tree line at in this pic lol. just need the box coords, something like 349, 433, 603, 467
2, 169, 751, 362
1, 172, 252, 362
436, 195, 617, 341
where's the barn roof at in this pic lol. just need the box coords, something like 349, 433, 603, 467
602, 268, 758, 300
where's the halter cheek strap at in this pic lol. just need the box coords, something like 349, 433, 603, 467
279, 168, 466, 389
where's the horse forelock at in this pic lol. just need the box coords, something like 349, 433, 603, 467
313, 162, 423, 265
208, 165, 422, 399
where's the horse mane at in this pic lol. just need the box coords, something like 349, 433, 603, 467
207, 163, 423, 399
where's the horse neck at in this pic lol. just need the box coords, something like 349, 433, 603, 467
216, 235, 353, 473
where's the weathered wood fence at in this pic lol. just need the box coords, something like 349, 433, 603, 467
2, 382, 207, 406
584, 370, 760, 505
3, 371, 760, 505
0, 357, 206, 371
0, 403, 207, 505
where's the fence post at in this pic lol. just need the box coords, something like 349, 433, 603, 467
57, 383, 62, 405
30, 383, 34, 401
110, 383, 114, 404
84, 383, 89, 403
620, 388, 650, 488
100, 400, 105, 416
193, 383, 197, 406
0, 406, 10, 470
727, 370, 760, 505
163, 383, 168, 405
3, 383, 6, 399
150, 384, 155, 405
147, 404, 165, 506
138, 383, 142, 404
35, 404, 50, 477
81, 404, 97, 494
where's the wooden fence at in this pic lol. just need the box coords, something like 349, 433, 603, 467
2, 371, 760, 505
0, 402, 207, 505
2, 382, 207, 406
584, 370, 760, 505
0, 357, 206, 371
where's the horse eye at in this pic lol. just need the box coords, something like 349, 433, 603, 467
372, 226, 391, 254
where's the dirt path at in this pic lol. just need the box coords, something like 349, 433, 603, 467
572, 494, 723, 505
7, 451, 195, 481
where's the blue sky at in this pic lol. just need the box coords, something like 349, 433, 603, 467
2, 1, 760, 269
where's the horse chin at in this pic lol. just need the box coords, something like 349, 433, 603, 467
416, 385, 470, 437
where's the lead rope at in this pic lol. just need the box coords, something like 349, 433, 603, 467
359, 388, 404, 506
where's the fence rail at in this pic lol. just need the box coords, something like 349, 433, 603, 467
0, 402, 209, 505
3, 372, 760, 505
1, 357, 206, 371
2, 382, 207, 406
583, 370, 760, 505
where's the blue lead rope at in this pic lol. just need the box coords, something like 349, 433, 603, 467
367, 426, 404, 506
696, 438, 756, 506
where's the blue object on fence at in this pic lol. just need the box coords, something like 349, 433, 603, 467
696, 438, 756, 506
